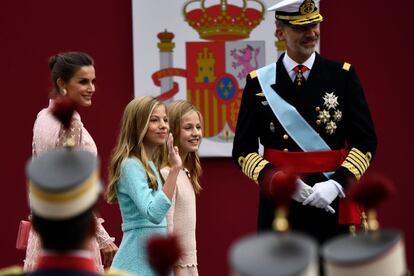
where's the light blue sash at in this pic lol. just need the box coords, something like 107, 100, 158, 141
255, 63, 333, 177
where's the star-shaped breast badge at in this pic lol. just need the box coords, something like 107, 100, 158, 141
323, 92, 339, 110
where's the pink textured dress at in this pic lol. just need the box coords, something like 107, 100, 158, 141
161, 167, 199, 276
24, 100, 114, 273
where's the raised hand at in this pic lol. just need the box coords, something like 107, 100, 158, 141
167, 133, 182, 170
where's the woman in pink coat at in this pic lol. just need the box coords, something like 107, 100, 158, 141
24, 52, 118, 273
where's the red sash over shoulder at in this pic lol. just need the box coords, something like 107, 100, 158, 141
264, 148, 361, 225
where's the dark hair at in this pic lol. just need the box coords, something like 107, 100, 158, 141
275, 19, 288, 30
31, 206, 96, 252
48, 52, 94, 97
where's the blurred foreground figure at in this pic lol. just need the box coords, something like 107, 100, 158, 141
229, 171, 319, 276
322, 173, 409, 276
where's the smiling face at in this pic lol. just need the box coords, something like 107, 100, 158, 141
276, 22, 320, 63
178, 110, 202, 158
59, 65, 96, 107
143, 104, 169, 153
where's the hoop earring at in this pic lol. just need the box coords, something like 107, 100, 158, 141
61, 88, 67, 96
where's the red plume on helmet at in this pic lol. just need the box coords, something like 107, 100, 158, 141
348, 172, 395, 232
349, 172, 395, 210
146, 234, 183, 276
51, 96, 78, 129
266, 170, 298, 207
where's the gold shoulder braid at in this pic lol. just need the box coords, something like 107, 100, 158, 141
249, 70, 257, 79
104, 268, 133, 276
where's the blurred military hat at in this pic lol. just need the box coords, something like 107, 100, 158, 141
268, 0, 323, 25
322, 172, 408, 276
229, 232, 319, 276
322, 229, 408, 276
26, 148, 101, 220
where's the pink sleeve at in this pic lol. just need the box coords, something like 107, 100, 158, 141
32, 109, 61, 156
161, 167, 176, 233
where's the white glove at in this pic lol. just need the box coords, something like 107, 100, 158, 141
294, 179, 336, 214
303, 179, 345, 210
291, 178, 313, 203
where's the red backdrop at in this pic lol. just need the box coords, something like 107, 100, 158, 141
1, 0, 412, 273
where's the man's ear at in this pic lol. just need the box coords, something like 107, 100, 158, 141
275, 28, 284, 41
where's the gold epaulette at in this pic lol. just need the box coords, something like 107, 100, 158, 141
104, 268, 133, 276
238, 152, 269, 184
0, 265, 24, 276
249, 70, 257, 79
340, 148, 372, 180
342, 62, 351, 71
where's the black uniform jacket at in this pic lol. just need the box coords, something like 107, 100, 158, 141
232, 52, 377, 243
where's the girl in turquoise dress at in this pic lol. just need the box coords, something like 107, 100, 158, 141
106, 96, 182, 276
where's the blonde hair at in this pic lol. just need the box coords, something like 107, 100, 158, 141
106, 96, 166, 204
166, 100, 203, 194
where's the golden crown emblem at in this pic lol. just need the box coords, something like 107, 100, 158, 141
183, 0, 265, 41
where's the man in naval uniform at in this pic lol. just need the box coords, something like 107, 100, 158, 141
232, 0, 377, 244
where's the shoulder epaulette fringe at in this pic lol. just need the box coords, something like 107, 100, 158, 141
342, 62, 351, 71
249, 70, 257, 79
0, 265, 24, 276
104, 267, 133, 276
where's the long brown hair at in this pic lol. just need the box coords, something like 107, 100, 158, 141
166, 100, 203, 194
106, 96, 166, 204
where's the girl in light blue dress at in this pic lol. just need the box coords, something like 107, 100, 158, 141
106, 96, 182, 276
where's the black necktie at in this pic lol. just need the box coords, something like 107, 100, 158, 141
293, 65, 308, 86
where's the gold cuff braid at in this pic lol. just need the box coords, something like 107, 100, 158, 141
341, 148, 372, 180
238, 152, 269, 184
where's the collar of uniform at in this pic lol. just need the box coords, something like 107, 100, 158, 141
37, 250, 96, 272
283, 52, 315, 81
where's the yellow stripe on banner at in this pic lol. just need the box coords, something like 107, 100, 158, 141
204, 89, 210, 136
195, 89, 201, 113
30, 171, 99, 202
187, 89, 192, 103
213, 95, 218, 135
